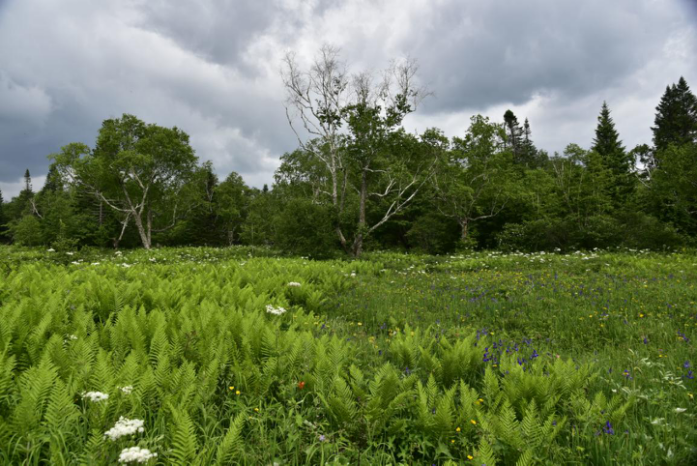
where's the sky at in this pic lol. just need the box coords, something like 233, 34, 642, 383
1, 0, 696, 199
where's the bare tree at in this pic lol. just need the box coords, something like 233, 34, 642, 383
282, 45, 435, 256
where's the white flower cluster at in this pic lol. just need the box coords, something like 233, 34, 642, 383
82, 391, 109, 402
118, 447, 157, 463
266, 305, 287, 315
287, 282, 302, 287
104, 417, 145, 441
119, 385, 134, 395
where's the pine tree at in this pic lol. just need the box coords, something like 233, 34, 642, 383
41, 165, 64, 194
591, 102, 632, 207
23, 169, 32, 193
652, 77, 697, 152
503, 110, 522, 155
519, 118, 538, 168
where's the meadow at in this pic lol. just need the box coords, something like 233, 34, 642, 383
0, 246, 695, 465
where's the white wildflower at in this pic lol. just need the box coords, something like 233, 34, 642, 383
66, 252, 74, 256
674, 407, 687, 413
266, 305, 287, 316
350, 272, 356, 277
82, 391, 109, 402
47, 248, 55, 252
118, 447, 157, 463
288, 282, 302, 287
104, 417, 145, 441
71, 261, 81, 265
119, 385, 134, 395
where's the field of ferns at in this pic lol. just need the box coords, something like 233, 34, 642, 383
0, 246, 695, 465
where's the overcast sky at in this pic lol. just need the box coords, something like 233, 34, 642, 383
1, 0, 695, 199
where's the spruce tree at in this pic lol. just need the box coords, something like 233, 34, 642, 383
519, 118, 538, 168
592, 102, 632, 207
23, 169, 32, 193
652, 77, 697, 152
503, 110, 522, 154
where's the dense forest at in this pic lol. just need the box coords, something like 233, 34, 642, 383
1, 55, 696, 257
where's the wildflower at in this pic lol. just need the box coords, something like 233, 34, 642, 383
674, 408, 687, 413
235, 390, 241, 396
265, 305, 287, 316
82, 391, 109, 403
602, 421, 614, 435
319, 434, 326, 442
254, 408, 260, 412
470, 419, 477, 425
531, 350, 539, 359
684, 361, 691, 369
467, 455, 474, 460
104, 417, 145, 441
298, 381, 306, 390
288, 282, 301, 287
451, 439, 455, 444
118, 447, 156, 463
119, 386, 134, 395
47, 248, 55, 252
229, 386, 235, 391
456, 427, 461, 432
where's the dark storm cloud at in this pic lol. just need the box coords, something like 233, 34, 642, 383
136, 0, 274, 74
0, 0, 694, 199
408, 0, 680, 113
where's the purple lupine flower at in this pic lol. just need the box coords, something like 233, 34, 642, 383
603, 421, 614, 435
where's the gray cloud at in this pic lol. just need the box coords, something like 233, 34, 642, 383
0, 0, 695, 199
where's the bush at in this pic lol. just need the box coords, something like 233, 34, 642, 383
274, 198, 340, 258
407, 213, 460, 254
10, 215, 43, 246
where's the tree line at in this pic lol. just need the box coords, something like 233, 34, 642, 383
1, 48, 696, 257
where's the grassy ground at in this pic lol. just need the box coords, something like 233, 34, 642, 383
0, 246, 695, 464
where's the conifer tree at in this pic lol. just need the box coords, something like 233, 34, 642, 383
652, 77, 697, 152
503, 110, 522, 155
519, 118, 538, 168
591, 102, 632, 207
23, 169, 32, 193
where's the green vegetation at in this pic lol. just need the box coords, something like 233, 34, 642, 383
2, 60, 696, 258
0, 246, 695, 464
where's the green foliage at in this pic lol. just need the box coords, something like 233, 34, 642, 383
1, 247, 695, 464
273, 198, 339, 258
10, 215, 43, 246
